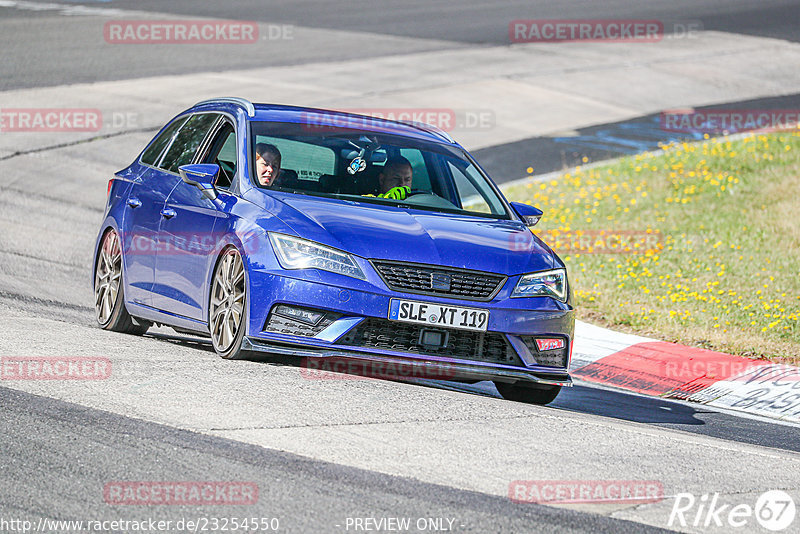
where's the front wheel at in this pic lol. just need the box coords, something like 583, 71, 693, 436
94, 229, 150, 335
494, 381, 561, 405
209, 247, 248, 359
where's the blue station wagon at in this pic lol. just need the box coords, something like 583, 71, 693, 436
92, 97, 574, 404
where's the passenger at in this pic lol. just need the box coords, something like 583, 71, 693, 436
376, 156, 413, 199
255, 143, 282, 187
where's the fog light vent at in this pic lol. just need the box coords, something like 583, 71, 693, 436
521, 336, 568, 368
274, 304, 324, 326
263, 305, 340, 337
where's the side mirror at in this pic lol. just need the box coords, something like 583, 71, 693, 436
510, 201, 543, 227
178, 164, 219, 201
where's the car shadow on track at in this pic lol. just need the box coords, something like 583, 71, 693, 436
144, 330, 308, 368
331, 377, 800, 452
411, 379, 710, 425
144, 329, 708, 424
142, 330, 800, 452
146, 329, 708, 425
551, 383, 711, 425
145, 331, 217, 353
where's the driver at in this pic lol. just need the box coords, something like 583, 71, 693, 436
255, 143, 282, 187
376, 156, 413, 199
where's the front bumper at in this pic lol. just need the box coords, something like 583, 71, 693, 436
246, 270, 575, 385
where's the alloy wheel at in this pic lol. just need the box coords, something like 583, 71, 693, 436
210, 249, 246, 352
95, 230, 122, 326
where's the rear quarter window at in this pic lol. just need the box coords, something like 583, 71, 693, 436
140, 117, 187, 166
160, 113, 219, 173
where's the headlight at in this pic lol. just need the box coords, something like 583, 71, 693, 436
511, 269, 567, 301
268, 233, 366, 280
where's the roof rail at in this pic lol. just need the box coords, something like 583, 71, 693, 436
399, 120, 455, 144
194, 97, 255, 117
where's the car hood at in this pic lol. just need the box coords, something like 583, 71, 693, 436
265, 193, 555, 276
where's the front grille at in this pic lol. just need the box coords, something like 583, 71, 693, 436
337, 318, 522, 366
371, 260, 505, 301
520, 337, 569, 368
263, 306, 340, 337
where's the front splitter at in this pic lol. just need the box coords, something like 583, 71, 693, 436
243, 337, 572, 387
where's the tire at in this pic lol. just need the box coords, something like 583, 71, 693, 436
94, 229, 151, 335
494, 381, 561, 405
209, 247, 248, 359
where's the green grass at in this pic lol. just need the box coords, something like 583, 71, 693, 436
505, 132, 800, 363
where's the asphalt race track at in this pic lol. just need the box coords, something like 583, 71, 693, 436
1, 1, 799, 533
4, 0, 800, 90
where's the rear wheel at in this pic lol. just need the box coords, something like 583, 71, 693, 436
209, 247, 248, 359
94, 229, 150, 335
494, 381, 561, 405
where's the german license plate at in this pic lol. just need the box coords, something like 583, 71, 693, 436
388, 299, 489, 332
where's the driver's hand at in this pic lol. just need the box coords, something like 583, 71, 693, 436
379, 186, 410, 200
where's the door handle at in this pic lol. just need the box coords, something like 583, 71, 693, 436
160, 208, 177, 219
127, 198, 142, 208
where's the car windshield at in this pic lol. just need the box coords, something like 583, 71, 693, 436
250, 121, 510, 219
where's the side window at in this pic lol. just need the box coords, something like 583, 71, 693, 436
399, 148, 431, 190
140, 117, 187, 166
256, 136, 335, 182
447, 161, 503, 215
201, 122, 237, 189
159, 113, 219, 173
